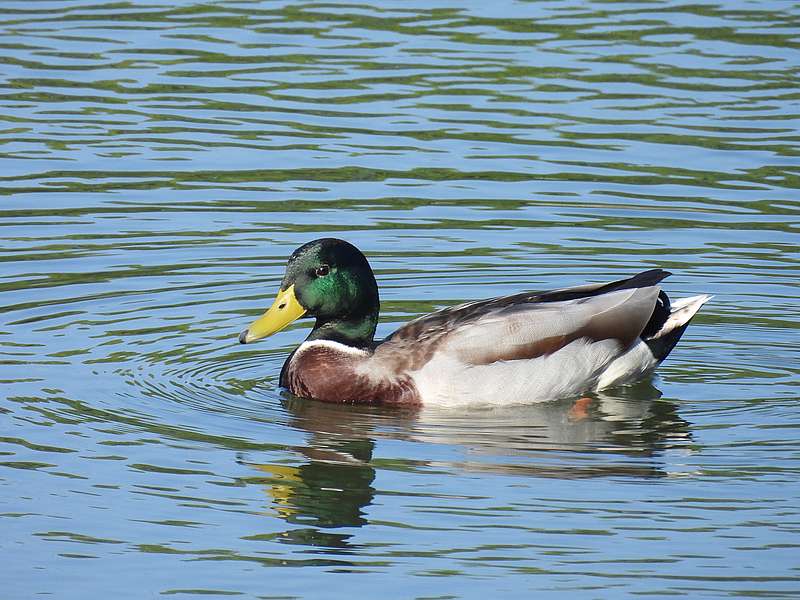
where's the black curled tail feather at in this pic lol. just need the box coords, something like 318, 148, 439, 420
641, 290, 689, 362
641, 290, 670, 340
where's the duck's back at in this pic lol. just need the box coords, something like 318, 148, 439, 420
374, 281, 664, 406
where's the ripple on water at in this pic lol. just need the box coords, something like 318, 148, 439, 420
115, 340, 291, 431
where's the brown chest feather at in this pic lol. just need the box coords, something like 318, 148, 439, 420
284, 344, 420, 405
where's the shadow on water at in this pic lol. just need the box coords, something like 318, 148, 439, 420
238, 379, 692, 548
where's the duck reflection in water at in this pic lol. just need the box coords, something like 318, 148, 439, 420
241, 397, 389, 549
241, 380, 691, 548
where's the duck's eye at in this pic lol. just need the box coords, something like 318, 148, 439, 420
315, 264, 330, 277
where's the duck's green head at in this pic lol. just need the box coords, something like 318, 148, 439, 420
239, 238, 380, 347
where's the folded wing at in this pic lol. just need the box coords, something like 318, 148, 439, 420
377, 270, 669, 372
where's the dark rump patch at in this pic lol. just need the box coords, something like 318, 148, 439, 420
640, 290, 671, 340
640, 290, 695, 362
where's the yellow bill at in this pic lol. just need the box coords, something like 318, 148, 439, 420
239, 284, 306, 344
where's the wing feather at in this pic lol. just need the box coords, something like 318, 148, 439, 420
375, 271, 668, 371
445, 287, 660, 366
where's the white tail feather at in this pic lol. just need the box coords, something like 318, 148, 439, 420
652, 294, 712, 339
596, 293, 711, 390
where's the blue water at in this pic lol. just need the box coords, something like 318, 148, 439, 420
2, 1, 799, 597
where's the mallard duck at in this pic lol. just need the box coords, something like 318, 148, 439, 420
239, 238, 710, 406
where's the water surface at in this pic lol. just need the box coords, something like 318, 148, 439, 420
2, 0, 799, 598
